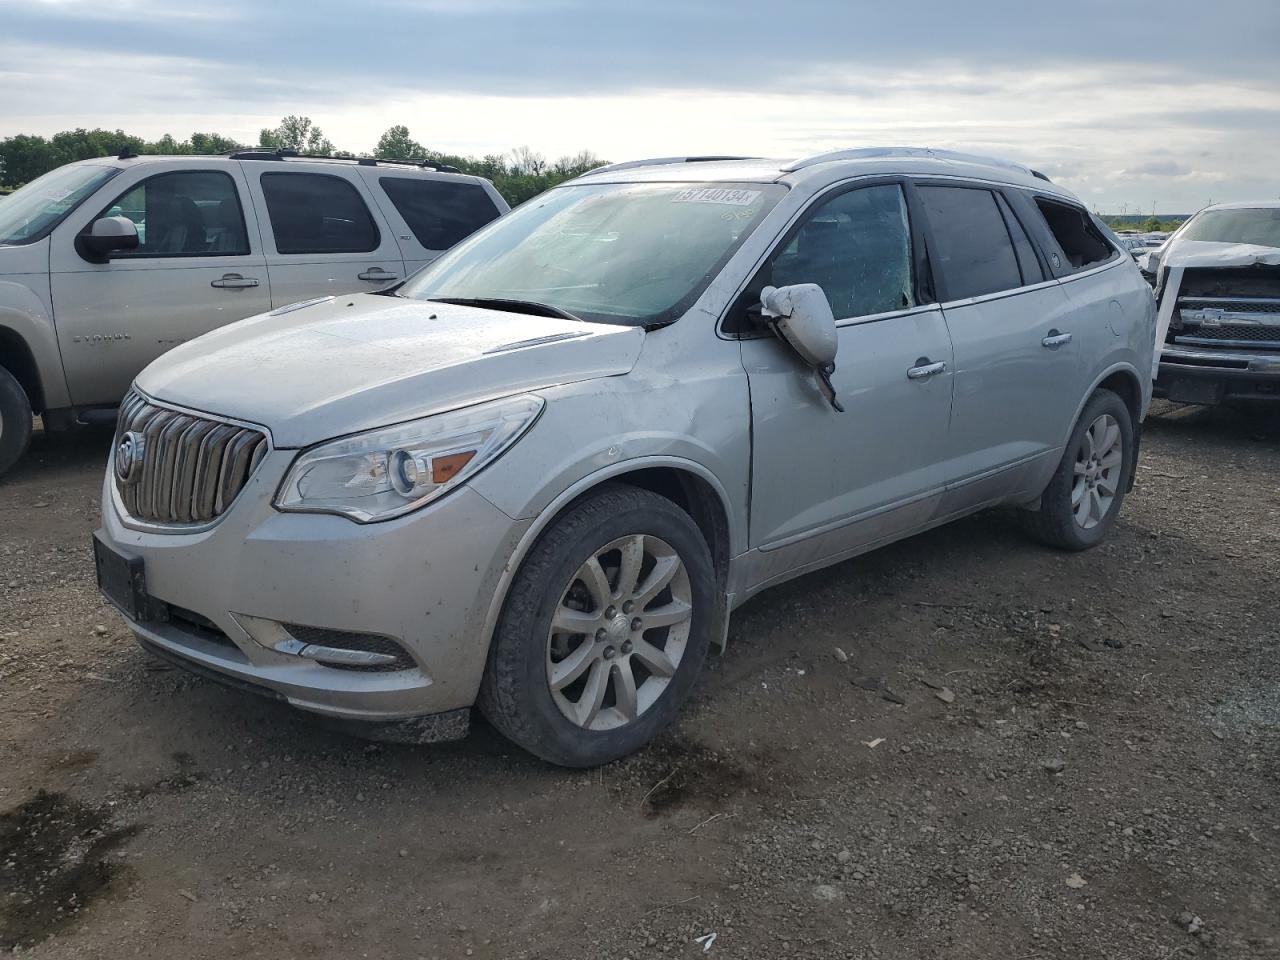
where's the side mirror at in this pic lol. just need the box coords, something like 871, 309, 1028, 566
760, 284, 843, 412
77, 216, 139, 263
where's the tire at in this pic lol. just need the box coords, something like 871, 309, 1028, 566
0, 366, 33, 479
1020, 388, 1134, 551
479, 484, 716, 767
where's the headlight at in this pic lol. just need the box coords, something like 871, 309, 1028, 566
275, 394, 543, 522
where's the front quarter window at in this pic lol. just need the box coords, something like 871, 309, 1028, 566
399, 180, 785, 327
0, 164, 120, 246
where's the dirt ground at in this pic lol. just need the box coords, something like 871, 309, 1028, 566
1, 400, 1278, 960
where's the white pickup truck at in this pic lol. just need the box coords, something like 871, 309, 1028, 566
0, 150, 508, 475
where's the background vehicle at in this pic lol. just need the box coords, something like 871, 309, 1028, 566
0, 151, 509, 476
1149, 202, 1280, 404
94, 148, 1156, 767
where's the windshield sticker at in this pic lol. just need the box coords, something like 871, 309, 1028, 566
673, 187, 762, 206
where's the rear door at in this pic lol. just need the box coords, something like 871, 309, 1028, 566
241, 165, 405, 307
359, 171, 505, 276
914, 181, 1081, 509
49, 161, 270, 406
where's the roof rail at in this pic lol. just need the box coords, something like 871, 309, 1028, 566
225, 149, 461, 173
782, 147, 1048, 181
584, 155, 760, 176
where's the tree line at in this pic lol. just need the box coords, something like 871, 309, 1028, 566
0, 116, 608, 206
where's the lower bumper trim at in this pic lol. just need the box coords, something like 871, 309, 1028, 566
136, 637, 472, 744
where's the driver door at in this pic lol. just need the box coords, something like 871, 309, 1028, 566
736, 181, 955, 590
49, 161, 270, 406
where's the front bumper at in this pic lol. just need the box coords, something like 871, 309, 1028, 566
99, 451, 530, 728
1155, 345, 1280, 404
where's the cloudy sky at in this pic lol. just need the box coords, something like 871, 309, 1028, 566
2, 0, 1278, 213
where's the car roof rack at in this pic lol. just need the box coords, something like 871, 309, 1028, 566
225, 149, 461, 173
781, 146, 1051, 182
585, 155, 760, 175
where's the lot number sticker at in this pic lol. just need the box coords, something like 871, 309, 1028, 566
673, 187, 762, 206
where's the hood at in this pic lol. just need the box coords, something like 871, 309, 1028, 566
1152, 239, 1280, 271
137, 294, 645, 447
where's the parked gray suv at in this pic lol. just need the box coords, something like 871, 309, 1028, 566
0, 151, 507, 476
94, 148, 1157, 766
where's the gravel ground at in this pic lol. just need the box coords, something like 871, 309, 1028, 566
1, 400, 1278, 959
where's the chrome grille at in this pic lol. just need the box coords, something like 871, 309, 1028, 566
114, 391, 268, 525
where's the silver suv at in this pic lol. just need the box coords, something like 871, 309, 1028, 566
0, 151, 508, 475
94, 148, 1157, 767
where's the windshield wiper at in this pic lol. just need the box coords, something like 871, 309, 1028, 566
426, 297, 583, 323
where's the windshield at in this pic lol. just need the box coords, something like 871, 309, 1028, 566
399, 181, 786, 326
0, 164, 120, 246
1179, 207, 1280, 249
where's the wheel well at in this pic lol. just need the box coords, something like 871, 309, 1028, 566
0, 327, 44, 414
1097, 370, 1141, 424
570, 467, 732, 591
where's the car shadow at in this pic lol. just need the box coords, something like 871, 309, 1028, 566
1144, 399, 1280, 444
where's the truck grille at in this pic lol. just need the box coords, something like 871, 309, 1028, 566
113, 391, 269, 525
1174, 296, 1280, 349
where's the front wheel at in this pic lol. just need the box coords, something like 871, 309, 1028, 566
0, 366, 33, 479
1020, 388, 1134, 551
479, 485, 716, 767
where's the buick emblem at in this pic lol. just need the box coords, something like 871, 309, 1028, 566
115, 431, 146, 485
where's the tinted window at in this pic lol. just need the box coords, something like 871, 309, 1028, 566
1033, 198, 1115, 272
996, 193, 1044, 285
90, 170, 248, 257
765, 184, 915, 319
379, 177, 501, 250
261, 173, 378, 255
919, 186, 1022, 300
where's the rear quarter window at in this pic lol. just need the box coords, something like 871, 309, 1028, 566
1033, 198, 1116, 273
378, 177, 501, 251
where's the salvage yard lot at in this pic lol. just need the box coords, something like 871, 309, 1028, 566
1, 402, 1278, 959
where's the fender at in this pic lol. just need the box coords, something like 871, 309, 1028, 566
0, 280, 70, 410
475, 454, 739, 659
1061, 359, 1146, 447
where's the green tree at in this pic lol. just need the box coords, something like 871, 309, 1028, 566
148, 133, 191, 155
0, 134, 57, 186
49, 128, 146, 166
259, 115, 336, 155
190, 132, 244, 154
374, 125, 426, 159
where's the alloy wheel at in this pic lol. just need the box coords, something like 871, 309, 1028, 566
1071, 413, 1123, 530
546, 534, 692, 731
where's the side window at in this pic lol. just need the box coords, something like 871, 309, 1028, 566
996, 193, 1045, 285
918, 186, 1022, 300
88, 170, 248, 258
764, 184, 915, 320
378, 177, 501, 251
1033, 198, 1115, 272
260, 173, 379, 255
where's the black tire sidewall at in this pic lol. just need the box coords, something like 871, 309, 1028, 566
1042, 389, 1134, 550
0, 367, 33, 479
483, 488, 716, 767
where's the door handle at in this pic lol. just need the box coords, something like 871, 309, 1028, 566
907, 360, 947, 380
210, 274, 260, 289
358, 268, 399, 282
1042, 330, 1073, 349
